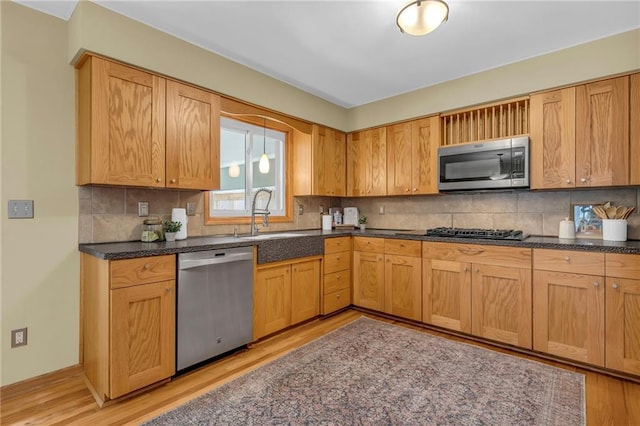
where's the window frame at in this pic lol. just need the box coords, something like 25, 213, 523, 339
204, 113, 293, 225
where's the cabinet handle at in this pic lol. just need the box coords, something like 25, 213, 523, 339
593, 281, 599, 287
336, 293, 341, 299
336, 275, 341, 279
405, 188, 410, 192
474, 268, 480, 273
566, 179, 572, 184
463, 267, 468, 272
564, 256, 570, 262
413, 188, 417, 192
166, 287, 172, 292
612, 283, 619, 289
580, 177, 587, 183
144, 263, 151, 270
336, 256, 341, 260
170, 178, 176, 183
459, 248, 485, 255
156, 178, 161, 183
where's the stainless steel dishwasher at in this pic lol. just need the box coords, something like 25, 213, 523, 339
177, 246, 253, 371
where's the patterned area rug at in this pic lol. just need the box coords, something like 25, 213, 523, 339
145, 317, 585, 425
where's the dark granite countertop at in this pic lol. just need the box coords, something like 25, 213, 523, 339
79, 228, 640, 262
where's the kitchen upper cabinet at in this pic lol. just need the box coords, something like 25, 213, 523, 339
166, 80, 220, 190
347, 128, 387, 196
254, 256, 321, 340
423, 242, 532, 349
76, 55, 166, 187
530, 75, 631, 189
530, 87, 576, 189
387, 116, 440, 195
533, 249, 605, 366
293, 125, 346, 196
81, 253, 176, 404
576, 76, 629, 187
605, 253, 640, 375
630, 73, 640, 185
76, 54, 220, 190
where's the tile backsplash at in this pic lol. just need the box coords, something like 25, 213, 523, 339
79, 186, 640, 243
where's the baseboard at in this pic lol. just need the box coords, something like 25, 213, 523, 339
0, 364, 83, 400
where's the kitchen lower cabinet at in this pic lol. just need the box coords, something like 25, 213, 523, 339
533, 249, 605, 366
81, 253, 176, 404
353, 237, 385, 311
384, 239, 422, 321
605, 253, 640, 375
423, 242, 532, 349
254, 256, 321, 340
322, 237, 352, 314
353, 237, 422, 322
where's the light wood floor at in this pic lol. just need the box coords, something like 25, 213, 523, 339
2, 309, 639, 425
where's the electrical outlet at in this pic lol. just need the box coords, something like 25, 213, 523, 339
298, 204, 304, 215
379, 205, 385, 215
8, 200, 34, 219
186, 202, 197, 216
319, 205, 324, 214
11, 328, 27, 348
138, 201, 149, 217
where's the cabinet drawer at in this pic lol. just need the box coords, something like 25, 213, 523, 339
324, 270, 351, 294
423, 242, 531, 269
534, 249, 604, 275
385, 239, 421, 257
323, 288, 351, 314
110, 255, 176, 289
353, 237, 384, 253
324, 252, 351, 274
325, 236, 352, 254
606, 253, 640, 279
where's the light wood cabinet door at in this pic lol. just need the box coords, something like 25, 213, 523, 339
312, 125, 346, 196
352, 251, 385, 311
166, 80, 220, 190
575, 76, 629, 187
631, 73, 640, 185
533, 270, 605, 366
605, 277, 640, 375
471, 264, 532, 348
254, 265, 291, 339
530, 87, 576, 189
386, 122, 413, 195
110, 280, 175, 398
384, 254, 422, 321
347, 128, 386, 196
291, 260, 320, 324
411, 116, 440, 195
77, 56, 166, 187
422, 258, 472, 333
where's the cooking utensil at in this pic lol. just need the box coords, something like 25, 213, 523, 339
593, 205, 607, 219
606, 206, 617, 219
623, 207, 635, 219
615, 206, 626, 219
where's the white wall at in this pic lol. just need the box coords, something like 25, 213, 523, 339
1, 2, 78, 386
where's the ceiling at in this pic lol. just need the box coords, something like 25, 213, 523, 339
14, 0, 640, 108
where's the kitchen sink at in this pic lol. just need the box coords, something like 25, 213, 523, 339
239, 232, 306, 241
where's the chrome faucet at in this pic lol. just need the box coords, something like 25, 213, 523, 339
251, 188, 273, 235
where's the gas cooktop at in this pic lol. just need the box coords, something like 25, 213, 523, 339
424, 227, 528, 241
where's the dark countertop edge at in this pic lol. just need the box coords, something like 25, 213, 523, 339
78, 228, 640, 259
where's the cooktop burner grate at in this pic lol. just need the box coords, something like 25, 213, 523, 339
425, 227, 528, 241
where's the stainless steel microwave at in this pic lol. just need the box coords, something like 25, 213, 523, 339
437, 136, 529, 191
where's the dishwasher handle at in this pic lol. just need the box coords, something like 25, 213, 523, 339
179, 251, 253, 270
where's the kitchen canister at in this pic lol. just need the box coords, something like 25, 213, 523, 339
558, 217, 576, 239
171, 208, 188, 240
602, 219, 627, 242
322, 214, 332, 231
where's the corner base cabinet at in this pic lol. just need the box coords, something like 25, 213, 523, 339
80, 253, 176, 404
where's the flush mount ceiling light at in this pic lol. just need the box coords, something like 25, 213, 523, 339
396, 0, 449, 36
259, 117, 270, 174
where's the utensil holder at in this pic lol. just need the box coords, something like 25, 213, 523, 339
602, 219, 627, 242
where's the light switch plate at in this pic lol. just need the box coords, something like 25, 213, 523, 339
138, 201, 149, 217
8, 200, 34, 219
